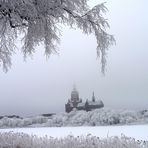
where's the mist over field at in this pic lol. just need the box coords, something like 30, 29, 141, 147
0, 1, 147, 148
0, 0, 147, 117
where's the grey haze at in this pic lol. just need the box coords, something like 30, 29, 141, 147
0, 0, 148, 116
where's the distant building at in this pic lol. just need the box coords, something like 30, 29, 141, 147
65, 86, 104, 113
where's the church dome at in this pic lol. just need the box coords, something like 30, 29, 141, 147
71, 86, 79, 101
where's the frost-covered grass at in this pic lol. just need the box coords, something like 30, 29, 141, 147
0, 132, 147, 148
1, 125, 147, 141
0, 109, 148, 128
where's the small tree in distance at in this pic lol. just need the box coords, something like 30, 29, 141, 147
0, 0, 115, 73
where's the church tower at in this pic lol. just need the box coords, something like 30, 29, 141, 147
71, 85, 80, 107
92, 92, 95, 102
65, 86, 104, 113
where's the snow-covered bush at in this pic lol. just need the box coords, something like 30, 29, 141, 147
44, 108, 148, 127
30, 116, 48, 125
0, 116, 48, 128
0, 109, 148, 128
0, 132, 147, 148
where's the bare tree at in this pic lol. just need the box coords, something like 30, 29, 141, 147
0, 0, 115, 73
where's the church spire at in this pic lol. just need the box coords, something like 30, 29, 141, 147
73, 84, 76, 91
92, 91, 95, 102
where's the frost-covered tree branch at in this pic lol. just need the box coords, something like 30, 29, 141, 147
0, 0, 115, 73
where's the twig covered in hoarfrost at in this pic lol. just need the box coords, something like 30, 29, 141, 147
0, 0, 115, 73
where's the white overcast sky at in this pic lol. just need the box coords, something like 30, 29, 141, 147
0, 0, 148, 116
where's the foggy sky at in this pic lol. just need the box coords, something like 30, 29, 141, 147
0, 0, 148, 116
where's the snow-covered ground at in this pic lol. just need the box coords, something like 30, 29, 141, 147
0, 124, 148, 141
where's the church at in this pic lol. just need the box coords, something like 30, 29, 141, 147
65, 86, 104, 113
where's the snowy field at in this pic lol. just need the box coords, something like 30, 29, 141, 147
0, 124, 148, 141
0, 109, 148, 147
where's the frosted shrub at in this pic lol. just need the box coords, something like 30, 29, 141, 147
31, 116, 48, 124
0, 132, 147, 148
143, 111, 148, 118
45, 108, 147, 127
0, 109, 148, 128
